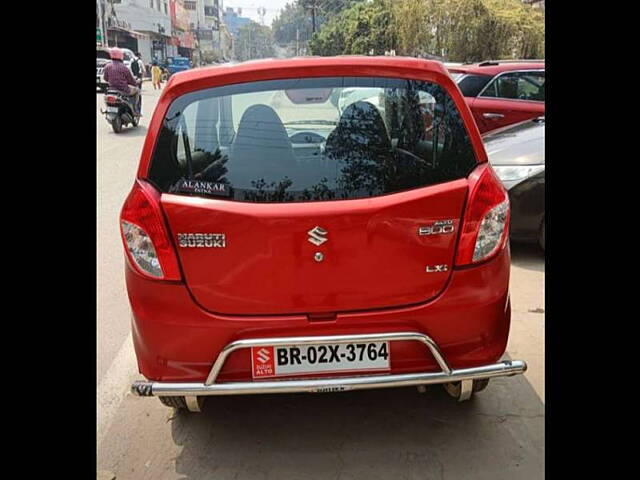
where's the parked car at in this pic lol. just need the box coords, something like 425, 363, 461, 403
448, 60, 545, 134
119, 48, 137, 71
96, 47, 111, 92
484, 117, 545, 250
166, 56, 192, 76
122, 56, 526, 412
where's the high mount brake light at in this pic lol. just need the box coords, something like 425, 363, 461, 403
120, 180, 182, 281
455, 163, 510, 266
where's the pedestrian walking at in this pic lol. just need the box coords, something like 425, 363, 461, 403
131, 54, 141, 80
134, 52, 145, 82
151, 61, 162, 90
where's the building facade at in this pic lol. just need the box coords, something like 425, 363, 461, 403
170, 0, 196, 60
111, 0, 174, 64
99, 0, 230, 66
223, 7, 251, 37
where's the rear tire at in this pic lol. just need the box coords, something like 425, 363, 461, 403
443, 379, 490, 400
472, 378, 490, 393
158, 396, 187, 410
111, 116, 123, 133
539, 218, 545, 252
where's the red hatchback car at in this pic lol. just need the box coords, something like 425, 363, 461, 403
448, 60, 545, 133
122, 56, 526, 412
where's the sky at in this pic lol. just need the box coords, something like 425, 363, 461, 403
222, 0, 292, 27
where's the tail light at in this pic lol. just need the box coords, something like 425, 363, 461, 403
455, 163, 510, 266
105, 95, 118, 104
120, 180, 182, 281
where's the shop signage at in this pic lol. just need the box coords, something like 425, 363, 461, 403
196, 29, 213, 40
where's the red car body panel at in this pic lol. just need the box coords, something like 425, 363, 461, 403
450, 62, 545, 133
161, 179, 467, 315
126, 245, 511, 383
123, 56, 513, 385
470, 96, 545, 132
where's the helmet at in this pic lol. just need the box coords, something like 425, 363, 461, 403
110, 48, 124, 61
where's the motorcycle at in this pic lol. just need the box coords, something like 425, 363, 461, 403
101, 80, 142, 133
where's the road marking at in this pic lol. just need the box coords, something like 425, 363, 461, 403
97, 331, 137, 446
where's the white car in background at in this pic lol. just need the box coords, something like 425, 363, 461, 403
96, 47, 137, 92
337, 87, 436, 122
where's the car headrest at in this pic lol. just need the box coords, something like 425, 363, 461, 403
325, 101, 392, 160
232, 104, 292, 153
228, 104, 296, 188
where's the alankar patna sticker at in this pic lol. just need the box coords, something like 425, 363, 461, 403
172, 178, 230, 197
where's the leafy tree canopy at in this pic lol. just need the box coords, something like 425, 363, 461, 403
235, 21, 276, 61
272, 0, 365, 48
309, 0, 544, 61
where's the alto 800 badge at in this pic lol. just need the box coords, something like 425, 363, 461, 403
419, 220, 455, 236
177, 233, 226, 248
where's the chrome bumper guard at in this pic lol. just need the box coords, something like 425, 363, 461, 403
131, 332, 527, 398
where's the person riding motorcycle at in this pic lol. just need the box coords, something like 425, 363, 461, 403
103, 47, 141, 116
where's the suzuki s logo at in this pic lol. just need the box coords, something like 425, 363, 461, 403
308, 226, 328, 246
256, 348, 271, 364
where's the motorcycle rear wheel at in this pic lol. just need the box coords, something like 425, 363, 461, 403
111, 116, 123, 133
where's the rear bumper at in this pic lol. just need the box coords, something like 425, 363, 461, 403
131, 331, 526, 397
127, 245, 513, 384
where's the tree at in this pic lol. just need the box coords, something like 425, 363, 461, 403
235, 22, 276, 61
272, 0, 365, 54
392, 0, 544, 61
308, 0, 396, 56
309, 0, 544, 61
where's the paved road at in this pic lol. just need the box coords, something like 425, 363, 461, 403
97, 87, 544, 478
97, 84, 162, 441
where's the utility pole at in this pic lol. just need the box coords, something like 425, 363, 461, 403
310, 1, 316, 33
296, 28, 299, 56
97, 0, 104, 46
98, 0, 111, 47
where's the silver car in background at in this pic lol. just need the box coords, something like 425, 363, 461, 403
484, 117, 545, 250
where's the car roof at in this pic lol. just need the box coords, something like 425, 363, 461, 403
164, 56, 452, 92
449, 60, 545, 77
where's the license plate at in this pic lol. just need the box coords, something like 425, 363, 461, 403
251, 341, 390, 378
106, 106, 118, 113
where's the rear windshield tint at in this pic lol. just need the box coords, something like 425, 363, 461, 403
456, 74, 493, 97
148, 76, 477, 203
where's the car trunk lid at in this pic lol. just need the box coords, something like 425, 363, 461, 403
161, 179, 467, 315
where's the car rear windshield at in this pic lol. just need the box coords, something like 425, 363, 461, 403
148, 76, 477, 203
455, 74, 493, 97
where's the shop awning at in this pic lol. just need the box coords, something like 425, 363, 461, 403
107, 26, 149, 40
